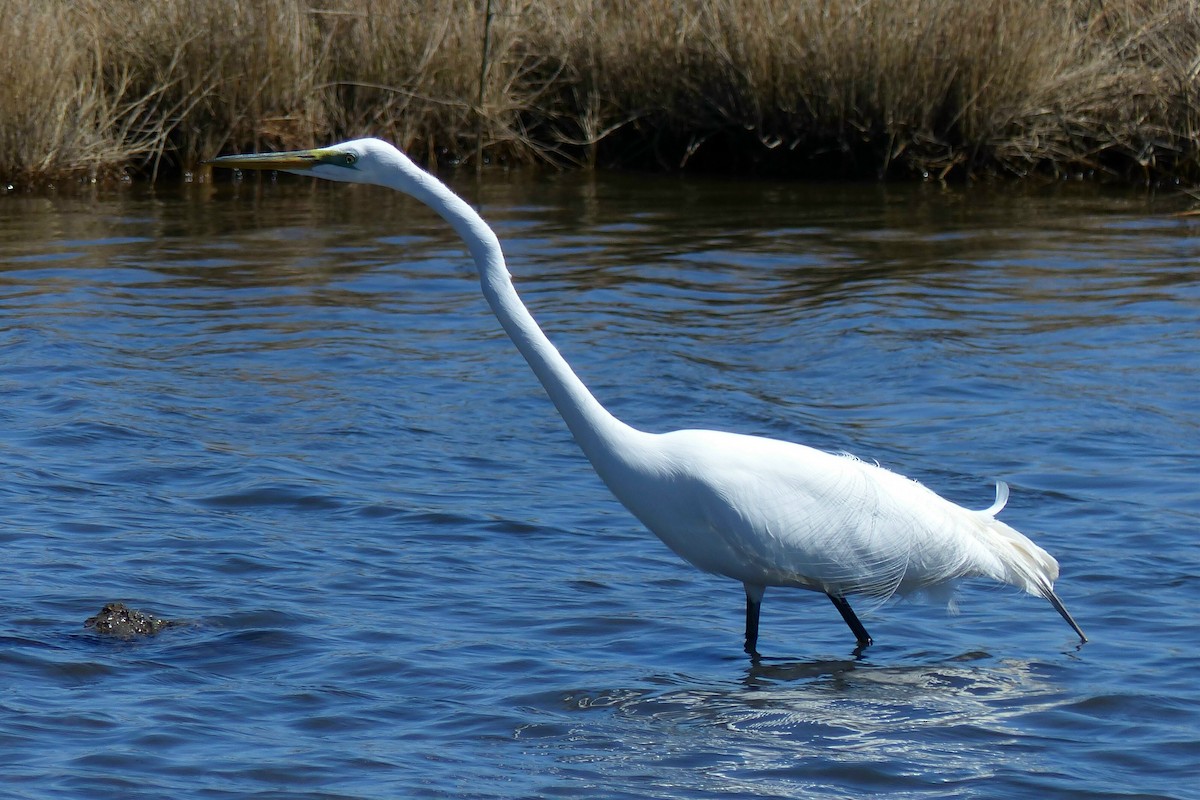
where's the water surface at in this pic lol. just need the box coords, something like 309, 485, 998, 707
1, 173, 1197, 798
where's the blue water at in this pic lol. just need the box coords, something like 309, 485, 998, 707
1, 174, 1197, 798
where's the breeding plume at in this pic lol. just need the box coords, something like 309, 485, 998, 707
209, 139, 1087, 656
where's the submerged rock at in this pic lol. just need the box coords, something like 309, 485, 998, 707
84, 602, 176, 638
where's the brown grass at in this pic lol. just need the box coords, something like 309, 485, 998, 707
2, 0, 1199, 184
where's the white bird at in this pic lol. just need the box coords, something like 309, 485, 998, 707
208, 138, 1087, 656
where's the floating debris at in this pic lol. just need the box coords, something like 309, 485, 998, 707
84, 602, 177, 638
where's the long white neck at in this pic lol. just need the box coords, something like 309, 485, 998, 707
390, 166, 640, 467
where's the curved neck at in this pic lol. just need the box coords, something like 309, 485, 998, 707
393, 169, 636, 463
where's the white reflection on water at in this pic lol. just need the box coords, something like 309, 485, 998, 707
537, 656, 1074, 795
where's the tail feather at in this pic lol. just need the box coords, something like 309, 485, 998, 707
973, 496, 1087, 643
980, 480, 1010, 516
978, 514, 1060, 592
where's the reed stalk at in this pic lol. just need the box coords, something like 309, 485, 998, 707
2, 0, 1198, 184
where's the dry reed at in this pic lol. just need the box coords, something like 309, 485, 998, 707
2, 0, 1199, 184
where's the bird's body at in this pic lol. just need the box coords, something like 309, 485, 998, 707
209, 138, 1086, 655
609, 429, 1035, 598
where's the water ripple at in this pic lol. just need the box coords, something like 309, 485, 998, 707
0, 180, 1196, 798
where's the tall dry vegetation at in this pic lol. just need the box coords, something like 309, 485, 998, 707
2, 0, 1199, 183
0, 0, 144, 180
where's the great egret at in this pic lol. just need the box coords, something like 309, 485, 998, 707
208, 138, 1087, 656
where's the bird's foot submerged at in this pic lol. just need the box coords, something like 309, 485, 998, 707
827, 593, 873, 647
1046, 589, 1088, 643
743, 585, 875, 659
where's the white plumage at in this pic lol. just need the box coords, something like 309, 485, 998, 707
209, 138, 1087, 655
606, 429, 1067, 606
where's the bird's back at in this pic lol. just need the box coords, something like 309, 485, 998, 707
605, 427, 1060, 603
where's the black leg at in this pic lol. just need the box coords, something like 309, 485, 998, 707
1046, 589, 1088, 643
744, 585, 764, 657
827, 593, 872, 647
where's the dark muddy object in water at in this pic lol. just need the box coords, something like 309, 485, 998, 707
84, 602, 176, 638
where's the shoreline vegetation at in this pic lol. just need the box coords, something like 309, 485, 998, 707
3, 0, 1200, 186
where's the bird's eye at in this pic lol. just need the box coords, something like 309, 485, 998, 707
343, 153, 357, 166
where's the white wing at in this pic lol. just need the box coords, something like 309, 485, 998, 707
615, 429, 1056, 602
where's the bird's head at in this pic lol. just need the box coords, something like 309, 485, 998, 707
207, 138, 415, 188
